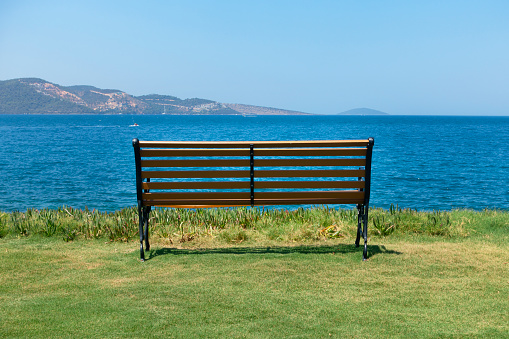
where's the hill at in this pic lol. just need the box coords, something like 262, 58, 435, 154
338, 108, 389, 115
0, 78, 310, 115
223, 103, 311, 116
0, 78, 94, 114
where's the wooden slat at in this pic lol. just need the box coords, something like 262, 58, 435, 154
143, 181, 250, 190
142, 180, 364, 190
254, 191, 364, 200
142, 158, 364, 168
143, 198, 365, 207
141, 170, 250, 179
254, 148, 367, 157
143, 192, 251, 200
254, 198, 365, 206
141, 191, 364, 207
142, 169, 364, 179
140, 149, 250, 157
143, 200, 252, 207
145, 204, 253, 208
254, 158, 365, 167
139, 140, 370, 148
255, 169, 365, 178
140, 148, 368, 157
141, 159, 249, 168
255, 180, 365, 189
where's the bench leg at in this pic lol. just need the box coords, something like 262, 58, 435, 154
355, 205, 363, 247
138, 205, 145, 261
362, 207, 369, 261
144, 207, 151, 251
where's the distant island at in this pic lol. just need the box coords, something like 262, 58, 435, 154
0, 78, 312, 115
338, 108, 389, 115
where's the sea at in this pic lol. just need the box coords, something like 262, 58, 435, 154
1, 114, 508, 212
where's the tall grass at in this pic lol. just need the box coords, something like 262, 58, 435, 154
0, 206, 138, 242
1, 205, 507, 246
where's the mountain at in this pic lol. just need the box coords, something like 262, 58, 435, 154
338, 108, 389, 115
0, 78, 310, 115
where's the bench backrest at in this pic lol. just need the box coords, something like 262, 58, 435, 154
133, 138, 374, 208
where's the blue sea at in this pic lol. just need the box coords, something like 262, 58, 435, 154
1, 114, 508, 212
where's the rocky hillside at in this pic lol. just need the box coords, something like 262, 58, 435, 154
223, 103, 310, 115
0, 78, 310, 115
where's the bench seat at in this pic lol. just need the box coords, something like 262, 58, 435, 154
133, 138, 374, 261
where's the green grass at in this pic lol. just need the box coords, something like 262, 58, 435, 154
0, 206, 508, 338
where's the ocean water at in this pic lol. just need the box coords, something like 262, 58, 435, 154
1, 114, 508, 212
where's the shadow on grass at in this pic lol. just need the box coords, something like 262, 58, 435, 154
146, 243, 402, 261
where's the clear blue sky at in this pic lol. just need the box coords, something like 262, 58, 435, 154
1, 0, 508, 115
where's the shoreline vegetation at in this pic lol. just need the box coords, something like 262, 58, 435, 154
1, 205, 507, 245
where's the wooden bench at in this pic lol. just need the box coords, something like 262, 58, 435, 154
132, 138, 374, 261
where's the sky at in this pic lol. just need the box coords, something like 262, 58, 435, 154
1, 0, 508, 115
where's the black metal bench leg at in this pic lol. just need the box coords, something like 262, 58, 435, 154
138, 205, 145, 261
362, 207, 369, 261
144, 207, 150, 252
355, 205, 363, 247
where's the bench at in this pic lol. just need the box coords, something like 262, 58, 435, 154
132, 138, 374, 261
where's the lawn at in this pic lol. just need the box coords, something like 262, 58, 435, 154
0, 207, 508, 338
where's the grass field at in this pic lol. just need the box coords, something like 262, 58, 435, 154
0, 207, 508, 338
